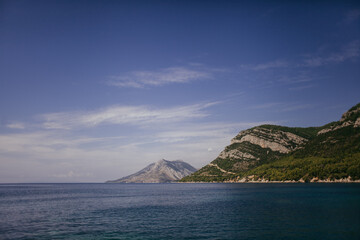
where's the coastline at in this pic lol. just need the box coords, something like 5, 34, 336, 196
180, 176, 360, 183
227, 176, 360, 183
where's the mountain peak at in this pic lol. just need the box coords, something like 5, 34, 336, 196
340, 103, 360, 122
157, 158, 175, 163
181, 102, 360, 183
156, 159, 167, 164
107, 160, 197, 183
318, 103, 360, 135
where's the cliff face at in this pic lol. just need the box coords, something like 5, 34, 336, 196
231, 127, 307, 153
181, 103, 360, 182
318, 103, 360, 135
181, 125, 315, 182
107, 159, 197, 183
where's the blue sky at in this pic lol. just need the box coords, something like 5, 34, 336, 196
0, 0, 359, 182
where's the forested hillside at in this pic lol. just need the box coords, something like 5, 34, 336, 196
181, 103, 360, 182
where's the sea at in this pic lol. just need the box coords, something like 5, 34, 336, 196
0, 183, 359, 240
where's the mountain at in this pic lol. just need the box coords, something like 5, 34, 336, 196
181, 103, 360, 183
107, 159, 197, 183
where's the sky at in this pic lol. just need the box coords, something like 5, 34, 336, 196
0, 0, 359, 183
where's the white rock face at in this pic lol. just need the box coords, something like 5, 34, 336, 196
107, 159, 197, 183
284, 132, 306, 145
354, 117, 360, 127
208, 163, 236, 174
318, 118, 360, 135
233, 134, 290, 153
318, 104, 360, 134
218, 149, 257, 160
318, 121, 351, 135
230, 127, 307, 153
340, 106, 360, 122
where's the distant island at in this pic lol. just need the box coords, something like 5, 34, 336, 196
107, 159, 197, 183
181, 103, 360, 183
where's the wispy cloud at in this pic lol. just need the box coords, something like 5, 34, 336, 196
0, 131, 125, 154
344, 9, 360, 24
0, 131, 133, 182
276, 73, 316, 85
239, 41, 359, 82
0, 117, 271, 181
303, 40, 360, 67
52, 171, 92, 179
40, 102, 218, 130
241, 60, 289, 71
249, 102, 315, 112
107, 67, 211, 88
280, 103, 314, 112
250, 102, 283, 110
289, 85, 314, 91
6, 122, 25, 129
153, 122, 272, 143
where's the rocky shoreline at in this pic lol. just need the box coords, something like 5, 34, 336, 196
223, 175, 360, 183
182, 103, 360, 183
180, 176, 360, 183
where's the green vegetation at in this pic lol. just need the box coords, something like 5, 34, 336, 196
180, 174, 228, 182
246, 153, 360, 181
258, 124, 320, 139
180, 164, 230, 182
213, 142, 285, 172
294, 127, 360, 159
181, 103, 360, 182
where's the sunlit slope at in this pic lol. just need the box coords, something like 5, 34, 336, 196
181, 103, 360, 182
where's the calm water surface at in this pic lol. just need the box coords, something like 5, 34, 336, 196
0, 183, 359, 239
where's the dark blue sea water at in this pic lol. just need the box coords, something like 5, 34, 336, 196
0, 183, 360, 240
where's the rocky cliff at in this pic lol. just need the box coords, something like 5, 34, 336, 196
107, 159, 197, 183
181, 103, 360, 182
